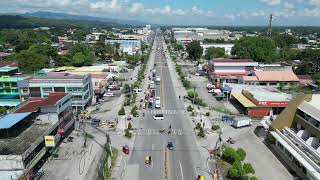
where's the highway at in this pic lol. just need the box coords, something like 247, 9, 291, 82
127, 31, 202, 180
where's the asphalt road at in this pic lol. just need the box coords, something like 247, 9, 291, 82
127, 31, 202, 180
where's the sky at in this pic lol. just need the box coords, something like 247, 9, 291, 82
1, 0, 320, 26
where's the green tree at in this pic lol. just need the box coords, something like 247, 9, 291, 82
231, 36, 277, 63
237, 148, 246, 161
172, 42, 184, 51
186, 40, 203, 61
205, 47, 226, 59
222, 147, 240, 164
243, 163, 255, 174
118, 106, 125, 116
16, 50, 48, 73
272, 33, 298, 48
62, 44, 95, 66
72, 52, 86, 67
94, 40, 107, 60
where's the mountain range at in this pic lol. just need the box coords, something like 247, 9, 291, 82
23, 11, 147, 26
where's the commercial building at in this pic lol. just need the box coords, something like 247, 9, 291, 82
225, 83, 292, 117
241, 70, 299, 89
0, 92, 74, 180
105, 38, 141, 55
207, 58, 258, 86
18, 74, 93, 109
200, 43, 234, 56
268, 93, 320, 180
0, 66, 27, 107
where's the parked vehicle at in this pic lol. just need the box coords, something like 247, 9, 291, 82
207, 85, 216, 90
232, 117, 252, 128
222, 115, 234, 122
156, 77, 161, 84
104, 92, 114, 97
154, 114, 164, 120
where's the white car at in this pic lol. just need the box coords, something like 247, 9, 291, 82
156, 97, 160, 100
104, 92, 114, 97
208, 89, 215, 93
154, 114, 164, 120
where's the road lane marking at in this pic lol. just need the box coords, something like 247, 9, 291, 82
179, 161, 184, 180
164, 146, 168, 180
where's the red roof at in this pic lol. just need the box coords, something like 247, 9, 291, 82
14, 92, 68, 113
210, 58, 255, 63
91, 74, 109, 79
209, 72, 249, 76
0, 61, 18, 68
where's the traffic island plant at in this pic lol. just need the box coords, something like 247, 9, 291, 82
131, 105, 138, 116
124, 128, 132, 139
127, 122, 132, 130
211, 124, 220, 131
197, 126, 205, 138
118, 106, 125, 116
187, 105, 194, 112
205, 112, 210, 116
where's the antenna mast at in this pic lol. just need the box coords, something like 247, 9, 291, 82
267, 14, 273, 36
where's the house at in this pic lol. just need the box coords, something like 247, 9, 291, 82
268, 93, 320, 180
241, 70, 299, 89
0, 92, 73, 180
207, 58, 258, 86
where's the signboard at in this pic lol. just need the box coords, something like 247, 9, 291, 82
44, 135, 55, 147
257, 101, 289, 107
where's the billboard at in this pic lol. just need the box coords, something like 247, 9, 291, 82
44, 135, 55, 147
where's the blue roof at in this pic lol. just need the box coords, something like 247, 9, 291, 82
0, 112, 32, 129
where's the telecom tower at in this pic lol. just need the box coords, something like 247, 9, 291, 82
267, 14, 273, 36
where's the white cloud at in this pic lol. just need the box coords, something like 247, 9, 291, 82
261, 0, 281, 5
129, 3, 144, 13
309, 0, 320, 7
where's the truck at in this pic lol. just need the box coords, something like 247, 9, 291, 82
232, 117, 253, 128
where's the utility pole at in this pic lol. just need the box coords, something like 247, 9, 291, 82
267, 14, 273, 37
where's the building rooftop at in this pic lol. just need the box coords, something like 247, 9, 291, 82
0, 112, 32, 129
298, 94, 320, 123
242, 76, 259, 81
31, 74, 88, 80
250, 90, 292, 102
0, 120, 51, 155
254, 70, 299, 82
14, 92, 68, 113
210, 58, 255, 63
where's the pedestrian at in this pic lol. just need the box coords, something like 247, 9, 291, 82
179, 95, 181, 99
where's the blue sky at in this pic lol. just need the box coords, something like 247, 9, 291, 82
1, 0, 320, 26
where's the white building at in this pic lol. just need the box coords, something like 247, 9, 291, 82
201, 43, 234, 56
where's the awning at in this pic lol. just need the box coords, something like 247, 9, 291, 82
0, 99, 21, 107
232, 93, 256, 108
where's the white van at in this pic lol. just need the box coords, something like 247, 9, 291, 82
154, 114, 164, 120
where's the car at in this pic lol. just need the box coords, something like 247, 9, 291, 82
122, 145, 130, 155
195, 73, 200, 76
145, 155, 152, 164
154, 114, 164, 120
167, 142, 174, 150
108, 122, 115, 128
156, 97, 160, 100
104, 92, 114, 97
208, 89, 215, 93
91, 118, 101, 127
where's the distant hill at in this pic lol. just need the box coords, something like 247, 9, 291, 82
23, 11, 147, 26
0, 15, 127, 29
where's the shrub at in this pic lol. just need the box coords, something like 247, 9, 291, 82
191, 111, 195, 116
205, 112, 210, 116
197, 127, 205, 137
243, 163, 255, 174
211, 125, 220, 131
182, 79, 192, 89
195, 122, 201, 130
118, 107, 125, 116
251, 176, 258, 180
187, 90, 198, 98
127, 122, 132, 130
237, 148, 247, 161
124, 128, 132, 138
187, 105, 194, 112
228, 166, 238, 178
222, 147, 239, 164
131, 105, 138, 116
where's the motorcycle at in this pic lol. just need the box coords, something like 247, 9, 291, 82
226, 137, 235, 144
159, 129, 165, 133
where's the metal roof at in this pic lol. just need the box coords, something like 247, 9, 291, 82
0, 112, 32, 129
232, 93, 256, 108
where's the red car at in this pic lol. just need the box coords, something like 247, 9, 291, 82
122, 145, 130, 155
